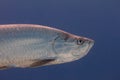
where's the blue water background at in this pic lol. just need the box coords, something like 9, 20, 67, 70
0, 0, 120, 80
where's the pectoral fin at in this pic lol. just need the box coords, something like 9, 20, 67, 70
0, 66, 10, 70
29, 59, 55, 68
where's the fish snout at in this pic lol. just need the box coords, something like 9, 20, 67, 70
86, 38, 94, 46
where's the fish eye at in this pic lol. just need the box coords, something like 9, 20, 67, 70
77, 39, 84, 45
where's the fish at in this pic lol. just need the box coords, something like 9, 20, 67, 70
0, 24, 94, 70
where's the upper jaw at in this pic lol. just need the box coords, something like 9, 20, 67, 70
86, 41, 94, 54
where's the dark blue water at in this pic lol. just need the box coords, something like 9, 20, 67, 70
0, 0, 120, 80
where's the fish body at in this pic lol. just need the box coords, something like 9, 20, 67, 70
0, 24, 94, 69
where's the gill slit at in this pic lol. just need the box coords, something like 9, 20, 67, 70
51, 34, 60, 55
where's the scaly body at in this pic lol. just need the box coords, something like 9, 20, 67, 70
0, 24, 94, 69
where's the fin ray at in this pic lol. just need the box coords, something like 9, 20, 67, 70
29, 59, 55, 68
0, 66, 10, 70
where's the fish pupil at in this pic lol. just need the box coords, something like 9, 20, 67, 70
79, 40, 82, 43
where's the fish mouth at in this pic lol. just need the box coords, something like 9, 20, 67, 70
85, 40, 94, 54
83, 38, 94, 53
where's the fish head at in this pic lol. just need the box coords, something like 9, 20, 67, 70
53, 33, 94, 64
71, 36, 94, 60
